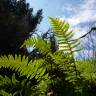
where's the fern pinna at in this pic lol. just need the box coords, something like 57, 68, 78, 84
0, 74, 17, 96
22, 35, 51, 54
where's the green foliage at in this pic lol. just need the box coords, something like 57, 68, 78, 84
22, 17, 78, 95
22, 35, 51, 54
22, 17, 82, 95
0, 74, 17, 88
31, 78, 50, 96
49, 17, 81, 55
0, 74, 17, 96
0, 90, 13, 96
0, 54, 48, 96
0, 55, 46, 80
74, 59, 96, 96
49, 17, 81, 83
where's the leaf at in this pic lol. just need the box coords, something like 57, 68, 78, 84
0, 55, 46, 80
49, 17, 81, 55
12, 74, 18, 84
0, 90, 13, 96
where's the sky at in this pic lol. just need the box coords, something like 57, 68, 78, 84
26, 0, 96, 38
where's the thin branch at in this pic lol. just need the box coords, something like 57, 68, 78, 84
70, 27, 96, 41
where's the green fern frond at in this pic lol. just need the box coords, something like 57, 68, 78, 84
22, 36, 51, 53
0, 74, 18, 88
0, 74, 18, 96
49, 17, 81, 84
0, 55, 46, 80
49, 17, 81, 55
77, 60, 96, 82
49, 51, 73, 70
0, 90, 13, 96
0, 75, 12, 87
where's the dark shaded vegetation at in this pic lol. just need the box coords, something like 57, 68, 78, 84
0, 0, 42, 56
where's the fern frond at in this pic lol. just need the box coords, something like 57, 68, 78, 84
0, 74, 18, 96
0, 74, 18, 89
0, 90, 13, 96
77, 60, 96, 82
0, 75, 12, 87
49, 17, 81, 55
22, 36, 51, 53
0, 55, 46, 80
49, 17, 81, 84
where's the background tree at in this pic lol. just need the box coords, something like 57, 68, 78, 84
0, 0, 42, 56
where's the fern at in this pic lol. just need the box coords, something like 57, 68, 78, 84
22, 35, 51, 54
0, 74, 18, 96
49, 17, 80, 56
0, 74, 17, 88
0, 55, 46, 80
0, 55, 47, 95
0, 90, 13, 96
49, 17, 82, 94
77, 60, 96, 82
